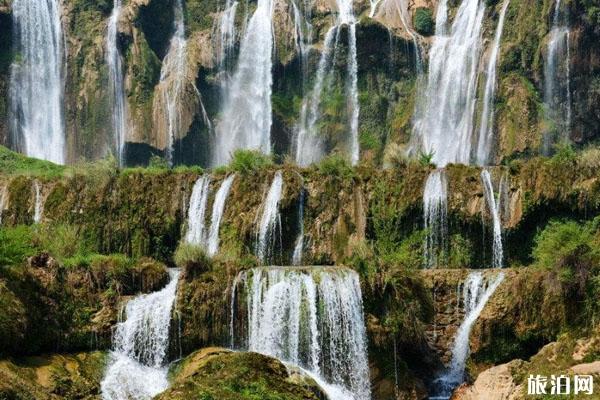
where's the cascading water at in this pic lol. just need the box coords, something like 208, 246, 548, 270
431, 272, 505, 399
213, 0, 274, 166
10, 0, 66, 164
480, 170, 505, 269
423, 170, 448, 268
231, 267, 371, 400
542, 0, 572, 154
217, 0, 239, 69
475, 0, 511, 165
292, 189, 306, 265
372, 0, 423, 73
101, 269, 180, 400
106, 0, 127, 166
206, 174, 235, 256
291, 0, 313, 74
33, 181, 43, 224
294, 0, 360, 166
256, 171, 283, 263
154, 0, 189, 166
411, 0, 485, 166
184, 175, 211, 245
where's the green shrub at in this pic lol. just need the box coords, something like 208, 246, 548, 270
32, 224, 93, 263
148, 155, 170, 170
414, 8, 434, 36
447, 234, 473, 268
229, 150, 272, 174
0, 226, 36, 266
174, 243, 212, 278
317, 154, 355, 180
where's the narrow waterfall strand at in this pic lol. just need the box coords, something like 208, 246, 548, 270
432, 272, 504, 398
256, 171, 283, 263
292, 189, 306, 265
33, 181, 43, 224
423, 170, 448, 268
475, 0, 511, 165
185, 175, 211, 245
0, 185, 8, 225
206, 175, 236, 256
481, 170, 504, 268
106, 0, 127, 165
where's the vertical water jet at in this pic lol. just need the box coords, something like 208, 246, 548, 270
480, 170, 505, 268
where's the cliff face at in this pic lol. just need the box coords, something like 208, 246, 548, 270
0, 0, 597, 165
1, 150, 598, 398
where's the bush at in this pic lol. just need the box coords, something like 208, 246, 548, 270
148, 155, 170, 170
317, 154, 355, 180
32, 224, 93, 263
229, 150, 272, 174
414, 8, 434, 36
174, 243, 212, 278
0, 226, 36, 266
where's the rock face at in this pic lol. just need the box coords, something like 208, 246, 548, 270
0, 352, 107, 400
155, 348, 327, 400
450, 360, 524, 400
1, 0, 598, 165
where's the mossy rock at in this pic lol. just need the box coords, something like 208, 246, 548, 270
157, 348, 326, 400
0, 351, 107, 400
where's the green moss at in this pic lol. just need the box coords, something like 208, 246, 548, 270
157, 349, 324, 400
228, 150, 273, 175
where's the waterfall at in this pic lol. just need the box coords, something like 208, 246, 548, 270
292, 189, 305, 265
231, 267, 371, 400
10, 0, 66, 164
431, 272, 505, 399
217, 0, 239, 68
475, 0, 511, 165
294, 0, 360, 166
411, 0, 485, 167
480, 170, 505, 268
423, 170, 448, 268
256, 171, 283, 263
291, 0, 312, 72
542, 0, 571, 154
212, 0, 274, 167
106, 0, 127, 166
184, 175, 211, 245
206, 175, 235, 256
32, 181, 43, 224
154, 0, 189, 166
101, 269, 180, 400
372, 0, 423, 73
0, 185, 8, 225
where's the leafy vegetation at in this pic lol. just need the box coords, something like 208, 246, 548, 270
316, 154, 355, 180
0, 225, 36, 266
414, 8, 434, 36
0, 146, 65, 178
228, 150, 273, 174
